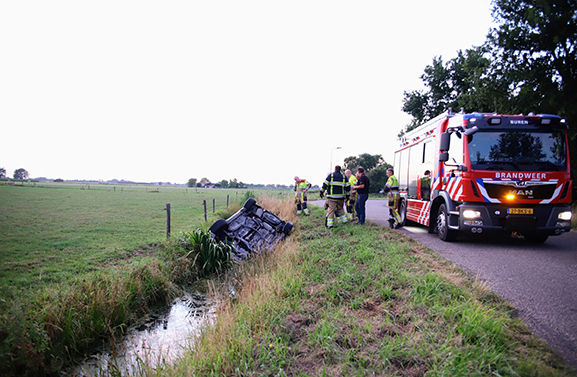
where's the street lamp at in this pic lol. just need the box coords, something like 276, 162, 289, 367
330, 147, 342, 172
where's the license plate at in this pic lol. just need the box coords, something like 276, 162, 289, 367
508, 208, 533, 215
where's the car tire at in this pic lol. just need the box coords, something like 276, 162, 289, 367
243, 198, 257, 211
283, 222, 293, 235
209, 219, 229, 241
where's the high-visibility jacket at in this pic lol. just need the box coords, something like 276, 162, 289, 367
349, 175, 358, 187
322, 172, 350, 199
385, 175, 399, 193
294, 179, 311, 193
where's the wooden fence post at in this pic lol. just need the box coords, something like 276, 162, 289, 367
213, 198, 215, 213
165, 203, 171, 239
203, 200, 207, 222
227, 194, 229, 208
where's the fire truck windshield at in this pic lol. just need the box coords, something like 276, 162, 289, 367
468, 129, 567, 172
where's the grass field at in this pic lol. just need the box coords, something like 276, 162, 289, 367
0, 183, 293, 375
1, 183, 575, 376
0, 183, 289, 290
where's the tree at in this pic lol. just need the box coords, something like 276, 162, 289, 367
228, 178, 245, 189
367, 163, 393, 194
488, 0, 577, 189
400, 46, 511, 137
343, 153, 384, 172
343, 153, 392, 193
220, 179, 229, 188
0, 167, 6, 179
489, 0, 577, 118
187, 178, 197, 188
13, 168, 29, 180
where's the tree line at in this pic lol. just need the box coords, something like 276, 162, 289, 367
187, 177, 246, 189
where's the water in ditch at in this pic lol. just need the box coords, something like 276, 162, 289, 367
71, 291, 215, 376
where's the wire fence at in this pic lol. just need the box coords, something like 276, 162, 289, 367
163, 195, 232, 238
0, 183, 295, 252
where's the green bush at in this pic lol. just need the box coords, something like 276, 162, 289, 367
176, 229, 232, 277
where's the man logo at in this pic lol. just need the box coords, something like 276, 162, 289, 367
510, 189, 534, 196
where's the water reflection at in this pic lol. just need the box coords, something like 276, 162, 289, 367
72, 292, 215, 376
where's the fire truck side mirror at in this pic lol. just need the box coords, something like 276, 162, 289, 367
464, 126, 479, 136
440, 132, 450, 152
439, 152, 449, 162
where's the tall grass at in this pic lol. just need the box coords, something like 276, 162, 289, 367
1, 257, 175, 376
155, 203, 575, 377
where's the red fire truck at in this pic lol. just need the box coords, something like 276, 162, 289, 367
393, 110, 573, 243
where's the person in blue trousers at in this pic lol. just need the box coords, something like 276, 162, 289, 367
353, 167, 370, 225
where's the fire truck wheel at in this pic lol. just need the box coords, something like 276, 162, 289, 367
437, 203, 457, 241
398, 199, 407, 227
524, 234, 548, 244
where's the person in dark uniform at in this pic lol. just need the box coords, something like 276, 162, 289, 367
353, 167, 370, 225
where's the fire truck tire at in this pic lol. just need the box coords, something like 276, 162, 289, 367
437, 203, 457, 241
524, 234, 548, 244
398, 199, 407, 227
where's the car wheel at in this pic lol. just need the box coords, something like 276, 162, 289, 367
283, 222, 293, 235
437, 203, 457, 241
209, 219, 229, 242
243, 198, 257, 211
209, 219, 228, 234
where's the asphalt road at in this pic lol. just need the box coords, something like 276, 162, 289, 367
310, 199, 577, 369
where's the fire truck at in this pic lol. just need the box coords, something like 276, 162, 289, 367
393, 110, 573, 243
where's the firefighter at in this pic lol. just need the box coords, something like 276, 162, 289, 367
345, 169, 358, 221
383, 168, 402, 229
320, 165, 350, 228
294, 176, 311, 215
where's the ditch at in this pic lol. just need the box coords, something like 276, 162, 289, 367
70, 291, 215, 377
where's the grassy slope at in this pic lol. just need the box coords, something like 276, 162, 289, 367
165, 204, 576, 377
1, 185, 575, 376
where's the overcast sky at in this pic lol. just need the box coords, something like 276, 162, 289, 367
1, 0, 493, 186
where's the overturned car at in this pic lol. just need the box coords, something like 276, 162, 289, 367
209, 198, 293, 261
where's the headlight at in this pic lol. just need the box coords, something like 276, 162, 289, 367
558, 211, 572, 221
463, 210, 481, 219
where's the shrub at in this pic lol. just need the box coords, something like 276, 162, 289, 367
176, 229, 232, 277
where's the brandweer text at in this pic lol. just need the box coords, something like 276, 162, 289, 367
495, 172, 547, 179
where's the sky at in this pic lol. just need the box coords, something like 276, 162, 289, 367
1, 0, 494, 186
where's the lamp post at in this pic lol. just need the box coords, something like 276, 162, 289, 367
330, 147, 342, 173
